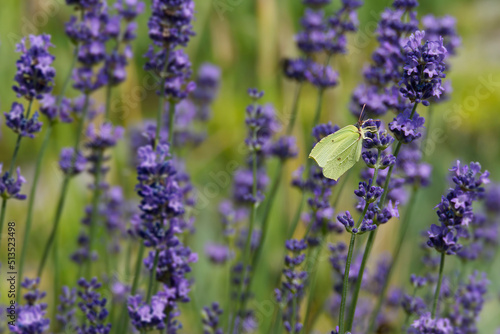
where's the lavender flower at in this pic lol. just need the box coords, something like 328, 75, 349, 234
399, 31, 448, 106
76, 278, 111, 334
39, 94, 73, 124
192, 63, 221, 120
0, 165, 27, 200
275, 239, 308, 333
205, 243, 233, 264
4, 102, 42, 138
389, 109, 425, 144
271, 136, 298, 161
427, 161, 489, 255
201, 303, 224, 334
13, 34, 55, 100
408, 312, 453, 333
128, 294, 169, 331
421, 15, 461, 56
59, 148, 87, 176
9, 278, 49, 334
57, 286, 77, 329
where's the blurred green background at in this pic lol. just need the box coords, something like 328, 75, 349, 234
1, 0, 499, 332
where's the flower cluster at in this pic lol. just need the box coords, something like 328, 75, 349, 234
56, 286, 77, 330
427, 161, 489, 255
0, 164, 27, 200
9, 278, 50, 334
284, 0, 362, 88
275, 239, 308, 333
145, 0, 195, 100
350, 0, 419, 116
389, 108, 425, 144
76, 278, 111, 334
4, 102, 42, 138
13, 34, 55, 100
201, 303, 224, 334
399, 31, 448, 105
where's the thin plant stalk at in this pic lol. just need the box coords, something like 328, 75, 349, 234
146, 250, 160, 303
345, 102, 419, 332
366, 186, 419, 331
232, 146, 259, 334
37, 94, 91, 278
431, 252, 446, 318
0, 99, 34, 250
286, 83, 303, 135
288, 87, 325, 239
339, 150, 382, 334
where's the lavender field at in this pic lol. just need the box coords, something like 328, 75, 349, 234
0, 0, 500, 333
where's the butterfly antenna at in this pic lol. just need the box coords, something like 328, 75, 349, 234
358, 104, 366, 126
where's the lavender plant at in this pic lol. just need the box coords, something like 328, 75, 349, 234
1, 0, 499, 333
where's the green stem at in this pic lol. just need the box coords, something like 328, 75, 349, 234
86, 149, 104, 277
339, 199, 371, 334
288, 88, 325, 239
167, 100, 176, 149
339, 233, 356, 334
53, 229, 60, 324
421, 104, 434, 157
346, 102, 418, 332
37, 94, 90, 278
17, 125, 53, 301
249, 160, 283, 278
0, 199, 7, 250
19, 48, 79, 287
8, 100, 33, 175
286, 83, 303, 135
431, 252, 446, 318
367, 186, 419, 332
146, 250, 160, 303
233, 148, 259, 333
303, 243, 323, 332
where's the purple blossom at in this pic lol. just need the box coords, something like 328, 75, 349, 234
421, 15, 461, 56
408, 312, 453, 334
389, 109, 425, 144
304, 63, 339, 88
10, 278, 50, 334
205, 243, 233, 264
271, 136, 298, 160
201, 303, 224, 334
233, 169, 269, 205
275, 239, 308, 333
191, 63, 221, 120
59, 148, 87, 176
283, 58, 309, 82
13, 34, 55, 100
400, 31, 448, 105
115, 0, 146, 21
148, 0, 195, 47
4, 102, 42, 138
39, 94, 73, 124
76, 278, 111, 334
85, 123, 124, 150
0, 165, 27, 200
57, 286, 77, 329
128, 293, 170, 331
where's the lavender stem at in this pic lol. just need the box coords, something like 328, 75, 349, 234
431, 252, 446, 318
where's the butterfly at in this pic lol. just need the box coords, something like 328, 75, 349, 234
309, 106, 377, 181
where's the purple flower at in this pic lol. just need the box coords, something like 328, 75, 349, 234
57, 286, 77, 329
0, 165, 27, 200
4, 102, 43, 138
354, 180, 383, 203
275, 239, 308, 333
304, 63, 339, 88
271, 136, 298, 160
421, 15, 461, 56
85, 122, 124, 150
128, 293, 170, 331
233, 169, 269, 205
201, 303, 224, 334
408, 312, 453, 334
115, 0, 146, 21
59, 148, 87, 176
283, 58, 309, 82
400, 31, 448, 106
39, 94, 73, 124
148, 0, 195, 48
337, 211, 377, 235
191, 63, 221, 120
205, 243, 233, 264
13, 34, 55, 100
10, 277, 50, 334
76, 278, 111, 334
389, 109, 425, 144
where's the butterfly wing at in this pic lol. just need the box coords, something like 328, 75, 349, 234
309, 125, 358, 168
321, 127, 362, 181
